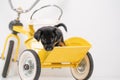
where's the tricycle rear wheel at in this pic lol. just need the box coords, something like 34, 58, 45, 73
71, 52, 94, 80
18, 49, 41, 80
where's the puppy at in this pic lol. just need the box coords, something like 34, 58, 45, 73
34, 23, 67, 51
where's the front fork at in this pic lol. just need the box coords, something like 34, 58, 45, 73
1, 33, 20, 62
1, 19, 22, 62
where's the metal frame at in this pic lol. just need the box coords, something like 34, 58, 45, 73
1, 24, 91, 68
30, 5, 63, 20
9, 0, 40, 13
1, 34, 20, 62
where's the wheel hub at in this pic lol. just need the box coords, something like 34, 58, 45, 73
23, 58, 34, 77
24, 64, 30, 70
77, 59, 86, 73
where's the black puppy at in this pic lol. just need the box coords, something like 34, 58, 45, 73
34, 23, 67, 51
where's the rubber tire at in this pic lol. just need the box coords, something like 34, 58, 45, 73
18, 49, 41, 80
71, 52, 94, 80
2, 40, 14, 78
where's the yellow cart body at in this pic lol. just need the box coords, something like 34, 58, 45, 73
25, 36, 91, 68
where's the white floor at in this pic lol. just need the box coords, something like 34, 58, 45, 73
0, 76, 120, 80
0, 60, 120, 80
0, 77, 73, 80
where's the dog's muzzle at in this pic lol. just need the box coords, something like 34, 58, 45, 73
45, 45, 53, 51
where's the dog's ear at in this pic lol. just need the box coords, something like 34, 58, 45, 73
53, 28, 61, 40
54, 23, 67, 32
34, 29, 42, 41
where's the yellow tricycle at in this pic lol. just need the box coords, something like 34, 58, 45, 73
1, 0, 94, 80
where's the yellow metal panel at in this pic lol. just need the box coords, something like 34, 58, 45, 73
65, 37, 91, 46
13, 25, 35, 38
13, 26, 28, 35
38, 46, 89, 63
42, 63, 75, 68
28, 25, 35, 36
37, 37, 91, 65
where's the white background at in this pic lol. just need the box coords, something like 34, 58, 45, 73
0, 0, 120, 80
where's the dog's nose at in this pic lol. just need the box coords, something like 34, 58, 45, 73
46, 47, 53, 51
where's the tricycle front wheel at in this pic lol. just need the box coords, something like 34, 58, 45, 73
18, 49, 41, 80
71, 52, 94, 80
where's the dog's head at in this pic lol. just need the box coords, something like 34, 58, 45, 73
34, 23, 67, 51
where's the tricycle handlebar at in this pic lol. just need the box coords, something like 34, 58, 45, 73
9, 0, 40, 13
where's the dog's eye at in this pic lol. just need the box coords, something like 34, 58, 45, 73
41, 38, 46, 42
